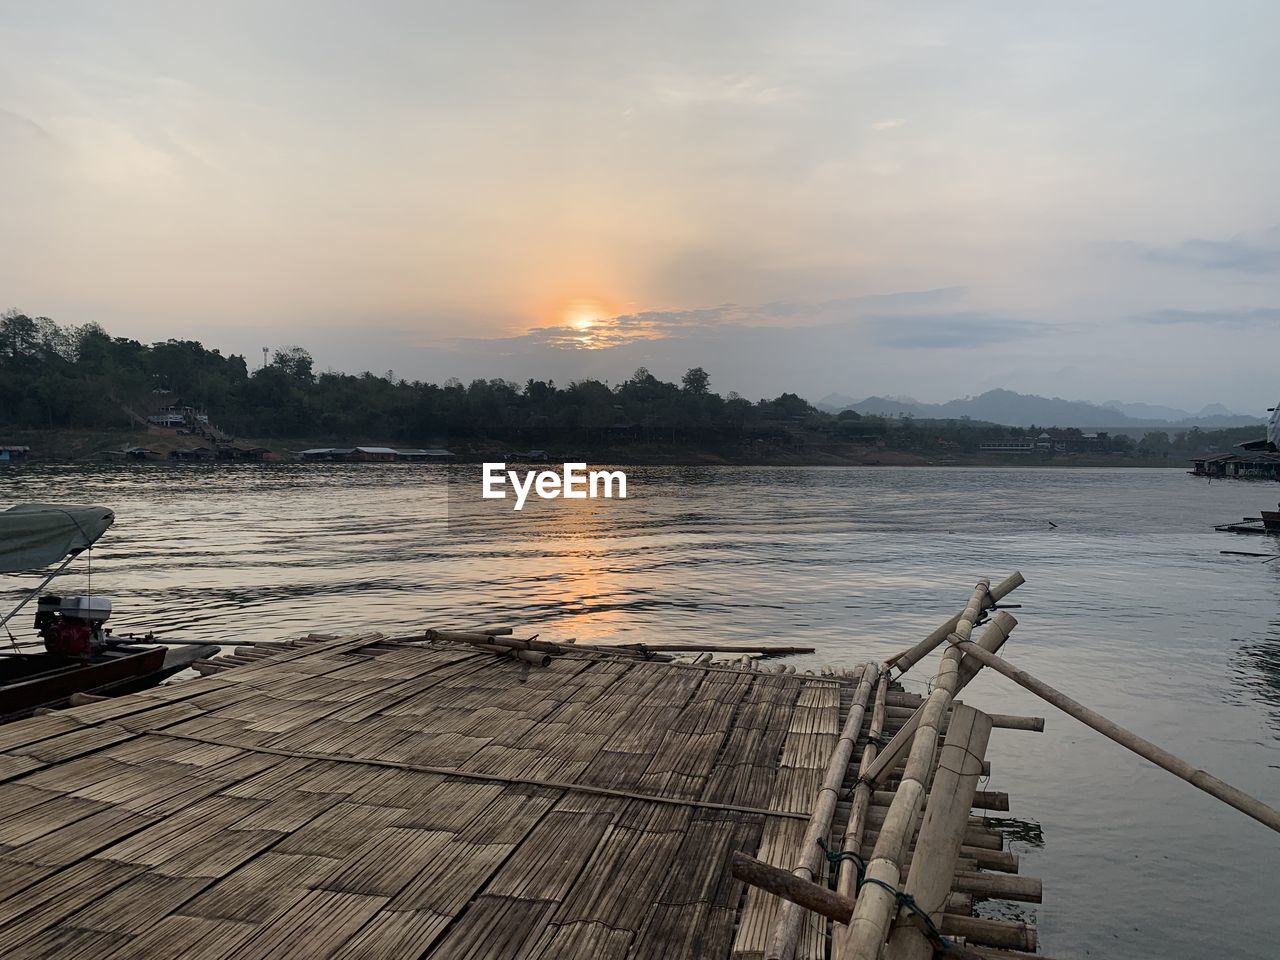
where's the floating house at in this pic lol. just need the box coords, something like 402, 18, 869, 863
393, 448, 455, 461
215, 446, 271, 462
300, 446, 454, 462
1190, 452, 1280, 479
0, 445, 30, 463
168, 446, 217, 461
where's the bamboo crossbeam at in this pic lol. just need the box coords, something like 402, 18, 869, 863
899, 845, 1018, 874
987, 713, 1044, 732
940, 916, 1037, 952
884, 706, 1043, 732
733, 854, 1026, 960
146, 729, 817, 822
420, 628, 675, 662
950, 870, 1042, 902
885, 703, 994, 960
972, 791, 1010, 811
837, 579, 991, 960
943, 635, 1280, 834
614, 642, 817, 655
861, 611, 1016, 788
867, 785, 1011, 820
885, 571, 1023, 676
766, 662, 878, 960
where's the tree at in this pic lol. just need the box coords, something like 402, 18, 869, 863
272, 346, 314, 383
681, 366, 710, 395
0, 311, 38, 359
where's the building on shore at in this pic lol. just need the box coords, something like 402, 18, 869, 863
0, 445, 30, 463
979, 438, 1036, 453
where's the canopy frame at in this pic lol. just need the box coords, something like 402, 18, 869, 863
0, 553, 79, 635
0, 503, 114, 642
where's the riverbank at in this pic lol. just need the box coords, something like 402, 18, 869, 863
0, 428, 1191, 468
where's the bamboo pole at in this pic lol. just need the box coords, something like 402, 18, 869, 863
766, 661, 879, 960
836, 670, 889, 902
885, 572, 1023, 675
885, 703, 993, 960
836, 580, 991, 960
862, 611, 1016, 788
943, 635, 1280, 834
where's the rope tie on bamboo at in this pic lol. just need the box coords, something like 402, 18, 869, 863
815, 839, 953, 953
817, 836, 867, 887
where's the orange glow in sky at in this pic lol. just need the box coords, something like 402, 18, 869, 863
558, 297, 612, 330
538, 296, 631, 348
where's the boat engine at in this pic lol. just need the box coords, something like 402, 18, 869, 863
34, 595, 113, 659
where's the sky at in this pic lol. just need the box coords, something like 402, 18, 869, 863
1, 1, 1278, 411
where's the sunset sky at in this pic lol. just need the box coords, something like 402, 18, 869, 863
2, 2, 1278, 408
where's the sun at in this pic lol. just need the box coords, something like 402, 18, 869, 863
562, 299, 607, 332
537, 295, 641, 349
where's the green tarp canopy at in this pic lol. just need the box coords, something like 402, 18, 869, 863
0, 504, 115, 574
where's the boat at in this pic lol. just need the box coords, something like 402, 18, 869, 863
1214, 504, 1280, 535
0, 503, 218, 721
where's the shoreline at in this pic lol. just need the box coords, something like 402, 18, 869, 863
0, 428, 1193, 470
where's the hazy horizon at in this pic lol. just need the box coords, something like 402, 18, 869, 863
3, 2, 1278, 409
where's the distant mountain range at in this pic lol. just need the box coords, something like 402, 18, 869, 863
815, 389, 1266, 429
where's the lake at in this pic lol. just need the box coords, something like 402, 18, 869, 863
2, 463, 1278, 958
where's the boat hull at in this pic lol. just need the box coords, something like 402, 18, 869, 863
0, 646, 167, 720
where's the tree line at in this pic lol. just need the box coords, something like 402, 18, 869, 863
0, 311, 1257, 458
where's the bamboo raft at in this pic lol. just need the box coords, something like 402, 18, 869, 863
1, 575, 1276, 959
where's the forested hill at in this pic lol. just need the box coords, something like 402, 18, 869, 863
0, 312, 1259, 461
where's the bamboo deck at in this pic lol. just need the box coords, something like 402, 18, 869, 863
0, 628, 1046, 959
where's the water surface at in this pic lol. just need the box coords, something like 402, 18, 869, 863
2, 464, 1278, 958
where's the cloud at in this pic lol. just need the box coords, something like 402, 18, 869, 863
1137, 307, 1280, 328
1139, 226, 1280, 274
866, 313, 1051, 349
0, 106, 55, 143
871, 118, 907, 130
491, 288, 975, 352
651, 72, 791, 107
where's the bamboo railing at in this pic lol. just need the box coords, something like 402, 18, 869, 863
943, 634, 1280, 834
835, 579, 991, 959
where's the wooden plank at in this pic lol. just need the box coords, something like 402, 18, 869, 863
422, 894, 558, 960
103, 914, 260, 960
0, 859, 142, 953
329, 909, 453, 960
64, 873, 210, 932
319, 828, 454, 897
226, 889, 388, 960
3, 925, 132, 960
181, 852, 341, 922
